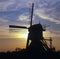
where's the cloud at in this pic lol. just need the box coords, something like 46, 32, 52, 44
35, 9, 60, 24
0, 0, 60, 24
18, 12, 34, 19
0, 7, 31, 26
18, 14, 29, 21
0, 0, 34, 11
0, 18, 8, 26
0, 0, 60, 32
32, 0, 60, 24
0, 0, 60, 11
0, 0, 15, 11
0, 0, 8, 2
0, 18, 8, 22
48, 27, 60, 35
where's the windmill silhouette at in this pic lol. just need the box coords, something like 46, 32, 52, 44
9, 3, 52, 50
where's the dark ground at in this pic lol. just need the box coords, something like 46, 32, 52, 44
0, 48, 60, 59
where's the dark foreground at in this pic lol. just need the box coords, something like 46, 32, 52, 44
0, 48, 60, 59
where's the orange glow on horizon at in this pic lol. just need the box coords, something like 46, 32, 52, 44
15, 33, 28, 39
14, 29, 28, 39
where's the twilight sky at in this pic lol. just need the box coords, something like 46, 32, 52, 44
0, 0, 60, 51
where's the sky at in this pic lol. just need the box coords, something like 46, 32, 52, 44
0, 0, 60, 51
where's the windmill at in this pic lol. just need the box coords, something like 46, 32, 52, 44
9, 3, 52, 50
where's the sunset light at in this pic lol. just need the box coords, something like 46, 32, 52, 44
43, 31, 51, 39
15, 32, 28, 39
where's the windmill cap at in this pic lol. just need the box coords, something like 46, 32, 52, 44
29, 24, 44, 32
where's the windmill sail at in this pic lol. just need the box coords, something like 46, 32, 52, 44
30, 3, 34, 26
9, 25, 28, 29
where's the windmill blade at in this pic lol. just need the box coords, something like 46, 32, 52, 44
30, 3, 34, 26
9, 25, 28, 29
